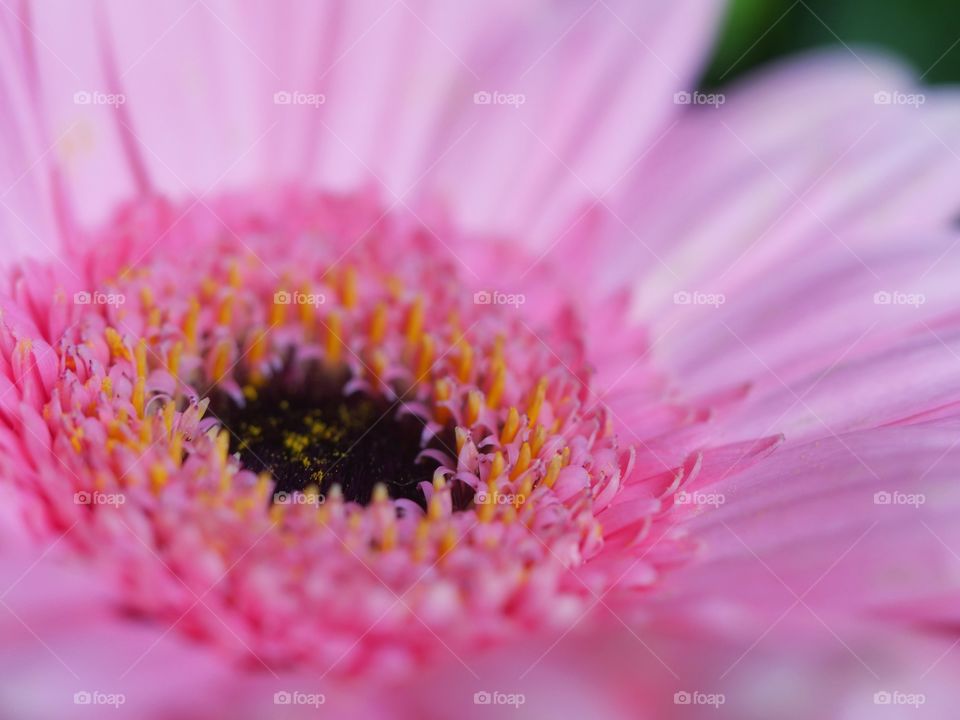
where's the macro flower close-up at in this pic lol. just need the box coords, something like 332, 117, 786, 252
3, 1, 960, 718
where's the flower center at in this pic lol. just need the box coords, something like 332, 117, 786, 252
215, 380, 449, 509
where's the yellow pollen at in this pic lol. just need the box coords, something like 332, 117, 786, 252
465, 390, 483, 426
439, 526, 457, 556
218, 293, 234, 326
325, 312, 342, 364
170, 431, 183, 464
457, 340, 474, 383
372, 483, 389, 504
432, 469, 447, 491
500, 407, 520, 445
139, 285, 155, 309
416, 334, 435, 381
147, 307, 162, 329
212, 340, 232, 383
489, 450, 505, 480
227, 261, 242, 288
527, 377, 548, 428
428, 493, 444, 521
149, 464, 167, 494
486, 359, 505, 408
434, 378, 453, 424
215, 429, 231, 464
510, 442, 532, 481
104, 328, 130, 361
166, 341, 183, 380
162, 401, 175, 434
370, 349, 388, 384
381, 523, 397, 551
544, 454, 563, 488
134, 339, 148, 378
298, 284, 314, 332
405, 296, 424, 345
530, 424, 546, 456
183, 297, 200, 350
341, 266, 358, 308
561, 446, 571, 466
101, 377, 113, 396
269, 292, 287, 327
369, 302, 388, 344
132, 376, 146, 418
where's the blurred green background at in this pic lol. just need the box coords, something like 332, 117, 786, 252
703, 0, 960, 87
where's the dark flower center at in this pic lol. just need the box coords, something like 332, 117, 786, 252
216, 382, 447, 509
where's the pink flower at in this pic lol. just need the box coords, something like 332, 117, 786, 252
2, 1, 960, 718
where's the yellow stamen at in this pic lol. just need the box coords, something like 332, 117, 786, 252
167, 341, 183, 379
211, 340, 232, 383
132, 377, 146, 418
416, 334, 435, 381
457, 340, 473, 383
544, 453, 562, 488
405, 296, 424, 345
486, 359, 505, 408
218, 292, 234, 327
369, 302, 388, 344
500, 406, 520, 445
530, 424, 546, 456
134, 339, 147, 378
527, 377, 547, 428
149, 463, 167, 494
434, 378, 453, 424
183, 297, 200, 350
104, 328, 130, 361
465, 390, 483, 426
489, 450, 505, 481
325, 311, 342, 364
510, 442, 531, 481
341, 266, 358, 308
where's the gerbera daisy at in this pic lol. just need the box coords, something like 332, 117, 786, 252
2, 1, 960, 718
